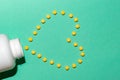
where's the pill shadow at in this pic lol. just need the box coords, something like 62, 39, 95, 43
0, 57, 25, 80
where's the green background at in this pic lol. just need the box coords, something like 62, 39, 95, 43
0, 0, 120, 80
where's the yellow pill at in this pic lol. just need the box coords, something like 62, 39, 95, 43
78, 59, 83, 64
80, 52, 85, 57
65, 66, 70, 71
36, 25, 41, 30
79, 46, 83, 51
74, 18, 78, 22
61, 10, 65, 15
52, 10, 57, 15
72, 31, 77, 36
43, 57, 47, 62
46, 14, 51, 19
72, 64, 77, 68
33, 31, 37, 36
66, 38, 71, 43
57, 64, 61, 68
31, 50, 36, 55
41, 19, 46, 24
28, 37, 33, 42
73, 42, 78, 47
69, 14, 73, 18
37, 54, 42, 58
75, 24, 80, 29
24, 46, 29, 50
50, 60, 54, 65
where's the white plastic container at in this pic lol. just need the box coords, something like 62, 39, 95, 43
0, 34, 24, 73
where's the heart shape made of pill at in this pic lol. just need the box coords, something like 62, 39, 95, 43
24, 10, 86, 71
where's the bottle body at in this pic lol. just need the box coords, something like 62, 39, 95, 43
0, 34, 24, 73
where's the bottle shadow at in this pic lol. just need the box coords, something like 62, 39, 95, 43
0, 57, 25, 80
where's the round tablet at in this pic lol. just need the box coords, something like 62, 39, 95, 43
72, 64, 77, 68
41, 19, 46, 24
50, 60, 54, 65
78, 59, 83, 64
69, 14, 73, 18
28, 37, 33, 42
66, 38, 71, 43
24, 46, 29, 50
80, 52, 85, 57
31, 50, 36, 55
46, 14, 51, 19
72, 31, 77, 36
57, 64, 61, 68
36, 25, 41, 30
75, 24, 80, 29
52, 10, 57, 15
73, 42, 78, 47
43, 57, 47, 62
65, 66, 70, 71
74, 18, 78, 22
61, 10, 65, 15
79, 46, 83, 51
33, 31, 37, 36
37, 54, 42, 58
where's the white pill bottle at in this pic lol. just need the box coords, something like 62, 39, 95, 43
0, 34, 24, 73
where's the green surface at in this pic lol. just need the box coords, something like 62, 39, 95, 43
0, 0, 120, 80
